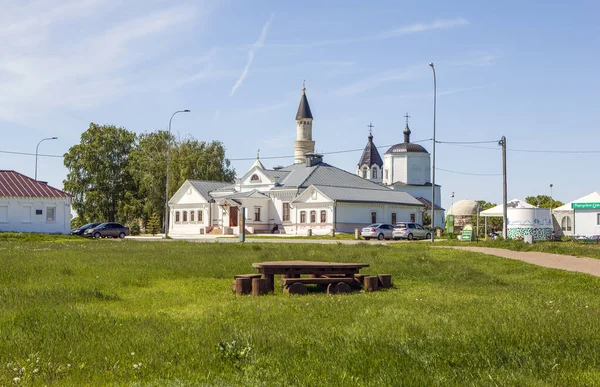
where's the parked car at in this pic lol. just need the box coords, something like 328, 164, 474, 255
84, 222, 130, 239
71, 222, 102, 236
392, 222, 431, 240
361, 223, 393, 240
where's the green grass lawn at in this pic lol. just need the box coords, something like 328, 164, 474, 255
1, 238, 600, 385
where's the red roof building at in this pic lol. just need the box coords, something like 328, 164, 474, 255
0, 170, 70, 198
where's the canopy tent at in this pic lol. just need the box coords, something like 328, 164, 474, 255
480, 198, 536, 217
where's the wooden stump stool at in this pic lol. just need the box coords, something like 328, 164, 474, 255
377, 274, 392, 288
283, 282, 308, 295
327, 282, 352, 295
252, 278, 269, 296
235, 278, 252, 295
364, 276, 379, 292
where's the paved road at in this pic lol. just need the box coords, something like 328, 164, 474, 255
443, 246, 600, 278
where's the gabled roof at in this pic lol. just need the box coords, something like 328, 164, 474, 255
296, 185, 424, 206
358, 134, 383, 168
276, 162, 392, 191
0, 170, 70, 198
416, 197, 445, 211
296, 89, 313, 120
188, 180, 233, 201
554, 191, 600, 211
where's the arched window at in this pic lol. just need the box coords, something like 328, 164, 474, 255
561, 216, 572, 231
190, 211, 195, 222
183, 211, 187, 222
362, 167, 368, 178
175, 211, 180, 222
310, 211, 316, 223
300, 211, 306, 223
198, 210, 203, 223
372, 168, 378, 179
251, 174, 260, 182
320, 210, 326, 223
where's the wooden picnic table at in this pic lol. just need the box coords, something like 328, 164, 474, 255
252, 261, 370, 292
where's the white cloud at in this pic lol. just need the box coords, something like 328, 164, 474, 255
0, 1, 211, 125
267, 17, 469, 48
230, 13, 274, 96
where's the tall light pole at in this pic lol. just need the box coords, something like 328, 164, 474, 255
164, 109, 191, 237
550, 183, 554, 231
35, 137, 58, 180
429, 62, 436, 242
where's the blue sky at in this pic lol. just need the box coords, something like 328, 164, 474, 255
1, 0, 598, 211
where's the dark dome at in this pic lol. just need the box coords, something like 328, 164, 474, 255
385, 142, 429, 154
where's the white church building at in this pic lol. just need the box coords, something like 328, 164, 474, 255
168, 87, 443, 236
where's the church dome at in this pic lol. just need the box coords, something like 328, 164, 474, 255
448, 200, 480, 216
385, 142, 429, 154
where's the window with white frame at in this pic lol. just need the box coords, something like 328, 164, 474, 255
198, 210, 203, 223
362, 167, 367, 178
46, 207, 56, 222
300, 211, 306, 223
190, 211, 195, 222
0, 206, 7, 223
254, 207, 261, 221
320, 210, 326, 223
372, 168, 377, 179
561, 216, 572, 231
283, 203, 290, 221
183, 211, 187, 222
310, 210, 316, 223
175, 211, 180, 222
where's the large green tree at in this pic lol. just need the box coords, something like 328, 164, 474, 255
64, 123, 137, 223
525, 195, 564, 209
128, 132, 236, 226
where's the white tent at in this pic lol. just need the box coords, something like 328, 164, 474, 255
480, 198, 536, 217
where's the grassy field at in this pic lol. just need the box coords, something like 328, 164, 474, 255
1, 238, 600, 385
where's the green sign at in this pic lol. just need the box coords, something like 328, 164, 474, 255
572, 202, 600, 209
461, 224, 473, 242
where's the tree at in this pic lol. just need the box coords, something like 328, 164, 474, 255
525, 195, 564, 209
146, 213, 160, 235
64, 123, 137, 223
470, 200, 502, 235
128, 132, 236, 226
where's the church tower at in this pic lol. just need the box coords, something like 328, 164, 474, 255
356, 123, 383, 183
294, 84, 315, 164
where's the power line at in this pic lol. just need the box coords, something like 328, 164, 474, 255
436, 167, 502, 176
436, 139, 499, 144
0, 149, 63, 158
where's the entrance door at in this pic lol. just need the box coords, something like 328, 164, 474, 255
229, 206, 238, 227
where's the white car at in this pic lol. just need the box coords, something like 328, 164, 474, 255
392, 222, 431, 240
361, 223, 393, 240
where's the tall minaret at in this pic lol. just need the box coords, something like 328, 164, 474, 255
294, 83, 315, 164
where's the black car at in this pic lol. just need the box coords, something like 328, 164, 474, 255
84, 222, 130, 239
71, 222, 102, 236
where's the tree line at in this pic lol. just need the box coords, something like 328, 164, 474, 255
64, 123, 236, 228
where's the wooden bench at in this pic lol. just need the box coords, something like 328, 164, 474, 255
281, 277, 353, 285
232, 274, 263, 293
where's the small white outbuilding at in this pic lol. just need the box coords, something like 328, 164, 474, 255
0, 170, 72, 234
480, 198, 552, 240
553, 191, 600, 238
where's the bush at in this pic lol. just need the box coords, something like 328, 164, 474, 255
130, 222, 141, 236
71, 217, 84, 229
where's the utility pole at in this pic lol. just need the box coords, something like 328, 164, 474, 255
501, 136, 507, 239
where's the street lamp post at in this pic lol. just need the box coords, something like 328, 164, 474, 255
35, 137, 58, 180
164, 110, 191, 237
550, 183, 554, 231
429, 62, 436, 242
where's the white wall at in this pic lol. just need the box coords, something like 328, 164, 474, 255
574, 210, 600, 236
0, 198, 71, 234
335, 203, 423, 233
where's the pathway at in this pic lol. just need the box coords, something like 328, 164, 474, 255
443, 246, 600, 278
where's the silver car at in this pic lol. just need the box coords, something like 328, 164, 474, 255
393, 222, 431, 240
361, 223, 393, 240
